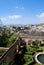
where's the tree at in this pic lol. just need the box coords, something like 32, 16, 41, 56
0, 29, 8, 47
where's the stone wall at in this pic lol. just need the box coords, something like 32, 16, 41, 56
0, 37, 24, 65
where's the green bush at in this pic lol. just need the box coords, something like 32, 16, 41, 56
7, 33, 19, 47
0, 50, 5, 56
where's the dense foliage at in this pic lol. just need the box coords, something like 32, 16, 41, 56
0, 29, 19, 47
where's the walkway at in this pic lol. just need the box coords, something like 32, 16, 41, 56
0, 47, 9, 50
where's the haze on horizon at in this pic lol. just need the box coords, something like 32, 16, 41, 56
0, 0, 44, 25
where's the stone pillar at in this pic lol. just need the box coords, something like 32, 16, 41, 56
16, 45, 19, 53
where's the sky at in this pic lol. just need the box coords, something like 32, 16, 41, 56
0, 0, 44, 25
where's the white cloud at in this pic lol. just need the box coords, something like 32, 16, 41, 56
16, 6, 19, 9
36, 13, 44, 19
0, 18, 7, 22
15, 6, 24, 9
8, 15, 22, 19
0, 15, 22, 22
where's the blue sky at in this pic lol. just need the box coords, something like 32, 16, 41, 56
0, 0, 44, 25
